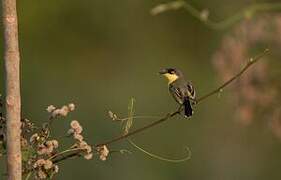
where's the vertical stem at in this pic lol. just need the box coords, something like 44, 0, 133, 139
1, 0, 22, 179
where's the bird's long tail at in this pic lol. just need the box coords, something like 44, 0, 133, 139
183, 98, 193, 117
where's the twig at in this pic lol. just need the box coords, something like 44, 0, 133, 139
96, 109, 181, 147
182, 2, 281, 30
52, 49, 269, 164
53, 152, 81, 164
196, 48, 270, 103
1, 0, 22, 179
49, 147, 84, 160
115, 115, 162, 121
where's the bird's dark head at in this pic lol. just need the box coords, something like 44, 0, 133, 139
159, 68, 183, 83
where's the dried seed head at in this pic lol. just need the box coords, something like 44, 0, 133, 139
78, 141, 88, 149
37, 143, 54, 155
33, 159, 46, 168
70, 120, 80, 129
46, 105, 56, 113
60, 106, 69, 116
43, 160, 53, 170
37, 169, 47, 179
30, 133, 40, 143
73, 133, 84, 142
51, 140, 59, 148
70, 120, 83, 134
108, 111, 118, 121
46, 139, 59, 149
68, 103, 75, 111
53, 165, 59, 173
98, 145, 109, 161
49, 104, 75, 118
84, 153, 93, 160
85, 145, 92, 154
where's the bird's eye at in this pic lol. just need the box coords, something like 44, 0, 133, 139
166, 69, 175, 74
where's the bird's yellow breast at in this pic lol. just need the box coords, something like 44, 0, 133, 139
164, 73, 179, 84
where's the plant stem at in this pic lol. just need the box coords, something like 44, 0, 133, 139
49, 147, 83, 160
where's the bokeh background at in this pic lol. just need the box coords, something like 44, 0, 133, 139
1, 0, 281, 179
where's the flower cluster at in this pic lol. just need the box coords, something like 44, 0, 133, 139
68, 120, 93, 160
33, 159, 58, 179
2, 99, 116, 179
27, 131, 60, 179
96, 145, 109, 161
68, 120, 83, 135
37, 140, 59, 155
47, 103, 75, 118
19, 103, 96, 179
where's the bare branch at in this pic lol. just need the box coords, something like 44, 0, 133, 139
96, 109, 181, 147
151, 0, 281, 30
95, 49, 269, 147
52, 49, 269, 164
196, 49, 270, 103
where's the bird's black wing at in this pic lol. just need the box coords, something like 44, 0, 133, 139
179, 82, 196, 107
185, 82, 196, 100
169, 84, 184, 104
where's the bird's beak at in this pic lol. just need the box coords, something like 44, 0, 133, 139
159, 69, 168, 75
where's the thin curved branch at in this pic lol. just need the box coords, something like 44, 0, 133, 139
95, 49, 269, 146
196, 48, 269, 103
52, 49, 269, 164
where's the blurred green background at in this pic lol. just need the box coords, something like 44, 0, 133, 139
1, 0, 281, 179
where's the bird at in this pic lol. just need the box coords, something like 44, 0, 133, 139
159, 68, 196, 118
